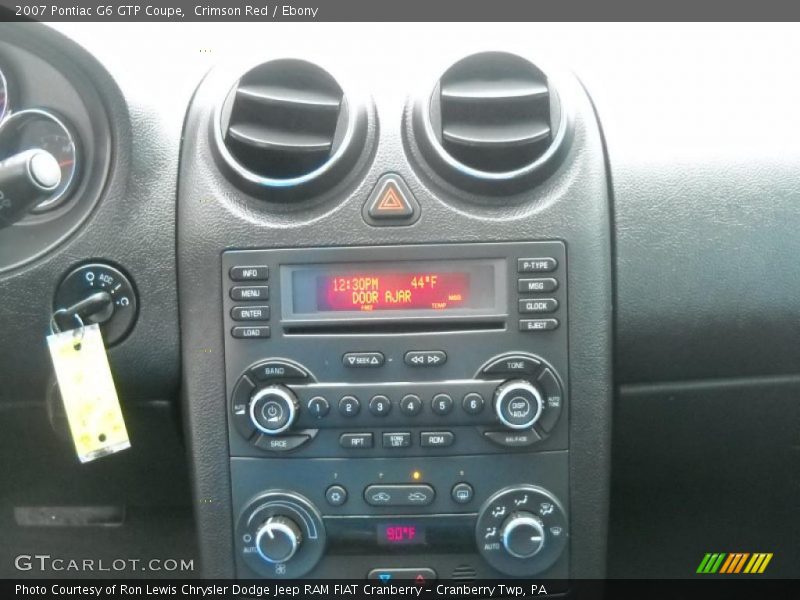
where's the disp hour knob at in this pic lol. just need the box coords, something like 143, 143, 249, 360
249, 385, 299, 435
501, 512, 545, 559
494, 379, 544, 430
255, 516, 303, 564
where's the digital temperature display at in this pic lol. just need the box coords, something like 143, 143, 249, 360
286, 259, 503, 319
317, 272, 470, 312
377, 522, 426, 546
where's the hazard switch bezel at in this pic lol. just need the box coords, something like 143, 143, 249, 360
362, 173, 421, 226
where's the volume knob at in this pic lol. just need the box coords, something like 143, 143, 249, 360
494, 379, 544, 430
255, 516, 303, 564
249, 385, 299, 435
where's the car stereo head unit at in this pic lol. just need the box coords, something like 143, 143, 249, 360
221, 241, 570, 579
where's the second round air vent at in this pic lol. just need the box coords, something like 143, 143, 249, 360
215, 59, 367, 197
413, 52, 567, 195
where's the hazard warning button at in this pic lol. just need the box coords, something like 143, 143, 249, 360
364, 174, 420, 225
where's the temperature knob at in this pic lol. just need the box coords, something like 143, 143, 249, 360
501, 512, 545, 559
494, 379, 544, 430
249, 386, 299, 435
476, 485, 568, 576
255, 516, 303, 564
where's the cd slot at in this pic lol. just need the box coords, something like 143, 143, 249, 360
283, 320, 505, 336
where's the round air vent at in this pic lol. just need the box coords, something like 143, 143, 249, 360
413, 52, 567, 194
214, 59, 367, 198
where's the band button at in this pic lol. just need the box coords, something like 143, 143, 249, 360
249, 360, 308, 382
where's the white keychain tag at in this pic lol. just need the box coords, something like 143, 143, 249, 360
47, 312, 130, 463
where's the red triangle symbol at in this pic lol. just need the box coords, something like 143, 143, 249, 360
377, 184, 405, 211
415, 574, 426, 584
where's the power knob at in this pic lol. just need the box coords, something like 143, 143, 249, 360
500, 512, 545, 559
255, 516, 303, 564
494, 379, 544, 430
249, 386, 299, 435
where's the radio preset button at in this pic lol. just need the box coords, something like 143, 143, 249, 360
404, 350, 447, 367
463, 392, 485, 415
230, 285, 270, 301
254, 433, 310, 452
231, 326, 270, 339
432, 393, 454, 415
340, 433, 373, 449
519, 298, 558, 314
231, 305, 270, 321
517, 258, 558, 273
451, 482, 474, 504
343, 352, 385, 368
369, 395, 392, 416
382, 432, 411, 448
307, 396, 330, 418
517, 278, 558, 293
364, 484, 435, 507
229, 265, 269, 281
420, 431, 454, 448
338, 396, 361, 417
520, 318, 559, 332
325, 485, 348, 506
400, 394, 422, 416
249, 360, 308, 382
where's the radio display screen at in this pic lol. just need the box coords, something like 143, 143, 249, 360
317, 271, 471, 312
285, 259, 504, 318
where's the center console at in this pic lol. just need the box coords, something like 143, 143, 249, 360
224, 242, 569, 578
177, 46, 612, 582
